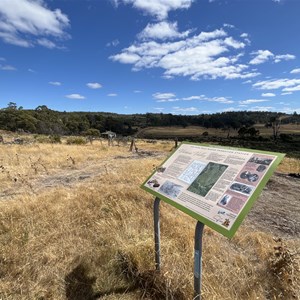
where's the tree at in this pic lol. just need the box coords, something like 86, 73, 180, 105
269, 115, 282, 140
247, 127, 259, 137
238, 127, 248, 137
6, 102, 17, 110
35, 105, 49, 111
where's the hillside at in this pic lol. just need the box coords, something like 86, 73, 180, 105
1, 104, 300, 137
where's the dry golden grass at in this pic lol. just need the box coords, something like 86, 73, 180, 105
0, 138, 299, 299
255, 123, 300, 135
138, 124, 300, 138
276, 157, 300, 174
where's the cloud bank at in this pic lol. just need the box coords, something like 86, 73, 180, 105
0, 0, 70, 48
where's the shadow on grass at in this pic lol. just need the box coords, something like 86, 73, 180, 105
65, 264, 96, 300
65, 263, 138, 299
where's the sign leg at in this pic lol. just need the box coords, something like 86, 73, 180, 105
154, 197, 161, 271
194, 221, 205, 300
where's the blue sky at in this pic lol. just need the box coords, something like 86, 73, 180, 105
0, 0, 299, 115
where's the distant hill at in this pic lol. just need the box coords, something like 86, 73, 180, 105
0, 103, 299, 136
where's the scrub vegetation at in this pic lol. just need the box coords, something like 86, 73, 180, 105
0, 135, 299, 299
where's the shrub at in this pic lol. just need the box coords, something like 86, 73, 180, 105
66, 137, 87, 145
280, 133, 293, 142
49, 135, 61, 144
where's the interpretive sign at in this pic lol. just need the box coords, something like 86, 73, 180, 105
142, 142, 285, 238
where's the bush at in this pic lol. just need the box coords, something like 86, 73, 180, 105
66, 137, 87, 145
34, 134, 62, 144
280, 133, 293, 142
49, 135, 61, 144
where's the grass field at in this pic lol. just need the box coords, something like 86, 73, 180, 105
0, 137, 299, 299
137, 124, 300, 139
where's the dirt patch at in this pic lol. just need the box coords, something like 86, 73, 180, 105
0, 150, 165, 199
246, 173, 300, 238
114, 150, 165, 160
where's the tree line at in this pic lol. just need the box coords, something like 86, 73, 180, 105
0, 102, 299, 137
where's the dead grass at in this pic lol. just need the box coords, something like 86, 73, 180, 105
138, 124, 300, 139
0, 138, 299, 299
276, 157, 300, 174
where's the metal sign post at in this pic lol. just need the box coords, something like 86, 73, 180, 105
194, 221, 205, 300
154, 197, 161, 271
153, 197, 205, 298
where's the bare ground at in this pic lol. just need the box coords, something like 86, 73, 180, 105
246, 173, 300, 239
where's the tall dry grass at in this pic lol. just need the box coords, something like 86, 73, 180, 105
0, 139, 299, 299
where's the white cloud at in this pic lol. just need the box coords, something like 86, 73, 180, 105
37, 38, 57, 49
239, 99, 269, 105
0, 0, 70, 48
240, 32, 250, 45
282, 85, 300, 92
86, 82, 102, 89
66, 93, 85, 99
114, 0, 195, 20
261, 92, 275, 97
181, 95, 204, 101
153, 92, 176, 101
249, 50, 274, 65
111, 52, 141, 64
0, 64, 16, 70
274, 54, 295, 63
138, 21, 190, 40
49, 81, 61, 86
134, 90, 142, 93
253, 78, 300, 90
249, 50, 295, 65
107, 93, 118, 96
106, 39, 120, 47
281, 92, 292, 95
110, 28, 260, 81
242, 80, 252, 84
291, 68, 300, 74
248, 106, 274, 111
172, 106, 198, 113
154, 93, 234, 104
223, 23, 235, 29
208, 96, 234, 104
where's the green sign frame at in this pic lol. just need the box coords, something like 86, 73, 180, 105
141, 142, 285, 238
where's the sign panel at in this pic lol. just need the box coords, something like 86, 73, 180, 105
141, 142, 285, 238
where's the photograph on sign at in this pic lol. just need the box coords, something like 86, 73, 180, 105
141, 143, 284, 238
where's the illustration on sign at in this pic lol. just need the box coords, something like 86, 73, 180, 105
141, 143, 284, 238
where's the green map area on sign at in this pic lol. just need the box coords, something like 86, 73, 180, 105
187, 162, 228, 197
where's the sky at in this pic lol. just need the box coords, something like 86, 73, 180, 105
0, 0, 300, 115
